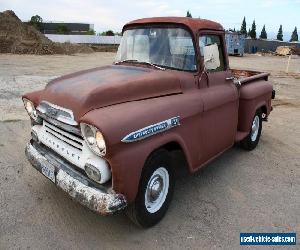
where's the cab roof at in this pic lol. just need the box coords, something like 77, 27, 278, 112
123, 17, 224, 34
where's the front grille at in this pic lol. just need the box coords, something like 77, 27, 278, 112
43, 120, 84, 151
33, 119, 111, 182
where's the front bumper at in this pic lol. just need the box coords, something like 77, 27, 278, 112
25, 142, 127, 215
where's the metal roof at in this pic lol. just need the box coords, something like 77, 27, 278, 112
123, 17, 224, 34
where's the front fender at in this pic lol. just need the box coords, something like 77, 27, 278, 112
80, 93, 203, 202
105, 131, 190, 202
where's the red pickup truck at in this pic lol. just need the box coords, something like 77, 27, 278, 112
23, 17, 275, 227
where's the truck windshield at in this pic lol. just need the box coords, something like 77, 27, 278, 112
115, 27, 197, 71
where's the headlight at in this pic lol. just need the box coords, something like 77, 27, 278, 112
23, 98, 39, 121
81, 123, 106, 156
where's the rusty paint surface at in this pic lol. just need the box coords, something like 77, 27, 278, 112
123, 17, 224, 34
22, 17, 274, 204
232, 69, 270, 84
25, 65, 182, 121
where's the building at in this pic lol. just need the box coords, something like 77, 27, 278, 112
225, 31, 245, 56
27, 22, 94, 35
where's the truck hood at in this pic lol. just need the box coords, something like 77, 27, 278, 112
39, 65, 182, 121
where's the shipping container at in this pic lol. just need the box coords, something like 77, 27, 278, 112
225, 31, 245, 56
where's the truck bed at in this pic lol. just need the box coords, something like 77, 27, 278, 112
232, 69, 270, 84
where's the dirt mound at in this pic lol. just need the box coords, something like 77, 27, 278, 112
275, 46, 300, 56
0, 10, 94, 55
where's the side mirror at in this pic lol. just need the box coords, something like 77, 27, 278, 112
203, 43, 220, 70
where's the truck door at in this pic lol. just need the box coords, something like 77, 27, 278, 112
196, 33, 239, 166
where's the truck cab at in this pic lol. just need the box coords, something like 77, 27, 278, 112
23, 17, 274, 227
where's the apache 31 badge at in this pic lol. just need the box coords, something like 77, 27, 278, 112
122, 116, 180, 143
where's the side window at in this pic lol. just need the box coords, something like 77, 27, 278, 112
199, 35, 225, 71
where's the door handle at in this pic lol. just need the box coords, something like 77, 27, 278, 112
225, 76, 234, 81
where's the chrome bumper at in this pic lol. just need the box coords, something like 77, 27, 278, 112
25, 142, 127, 215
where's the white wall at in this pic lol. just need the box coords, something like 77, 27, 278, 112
45, 34, 122, 44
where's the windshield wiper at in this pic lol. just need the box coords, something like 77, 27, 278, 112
139, 61, 166, 71
115, 59, 166, 71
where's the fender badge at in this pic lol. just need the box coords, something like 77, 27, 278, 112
121, 116, 180, 143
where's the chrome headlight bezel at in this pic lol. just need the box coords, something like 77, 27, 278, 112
85, 163, 102, 183
80, 123, 106, 157
22, 98, 39, 122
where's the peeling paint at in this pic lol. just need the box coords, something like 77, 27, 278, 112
56, 170, 126, 214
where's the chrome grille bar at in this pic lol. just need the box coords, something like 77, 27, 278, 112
43, 120, 83, 151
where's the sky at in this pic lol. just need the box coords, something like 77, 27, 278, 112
0, 0, 299, 41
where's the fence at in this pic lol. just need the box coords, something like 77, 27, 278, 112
245, 38, 300, 53
45, 34, 300, 54
45, 34, 122, 44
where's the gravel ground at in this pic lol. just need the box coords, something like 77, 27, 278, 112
0, 53, 299, 250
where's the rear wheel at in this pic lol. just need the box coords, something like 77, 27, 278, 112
126, 150, 175, 228
240, 109, 262, 150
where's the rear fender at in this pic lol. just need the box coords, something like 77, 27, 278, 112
238, 97, 271, 132
238, 80, 272, 132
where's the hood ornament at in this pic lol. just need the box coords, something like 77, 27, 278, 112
37, 101, 78, 126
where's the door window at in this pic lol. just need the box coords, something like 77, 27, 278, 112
199, 35, 226, 71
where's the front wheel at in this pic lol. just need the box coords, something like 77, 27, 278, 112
126, 150, 175, 228
240, 110, 262, 150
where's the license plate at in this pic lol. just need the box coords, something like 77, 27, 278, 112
41, 164, 55, 183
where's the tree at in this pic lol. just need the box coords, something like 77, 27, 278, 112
249, 20, 257, 39
186, 10, 192, 18
86, 29, 96, 35
290, 27, 298, 42
277, 25, 283, 41
248, 28, 251, 37
105, 30, 114, 36
99, 30, 115, 36
260, 25, 267, 39
29, 15, 43, 30
56, 24, 69, 34
240, 16, 247, 35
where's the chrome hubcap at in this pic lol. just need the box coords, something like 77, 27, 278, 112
145, 167, 169, 213
149, 176, 163, 202
251, 115, 260, 142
